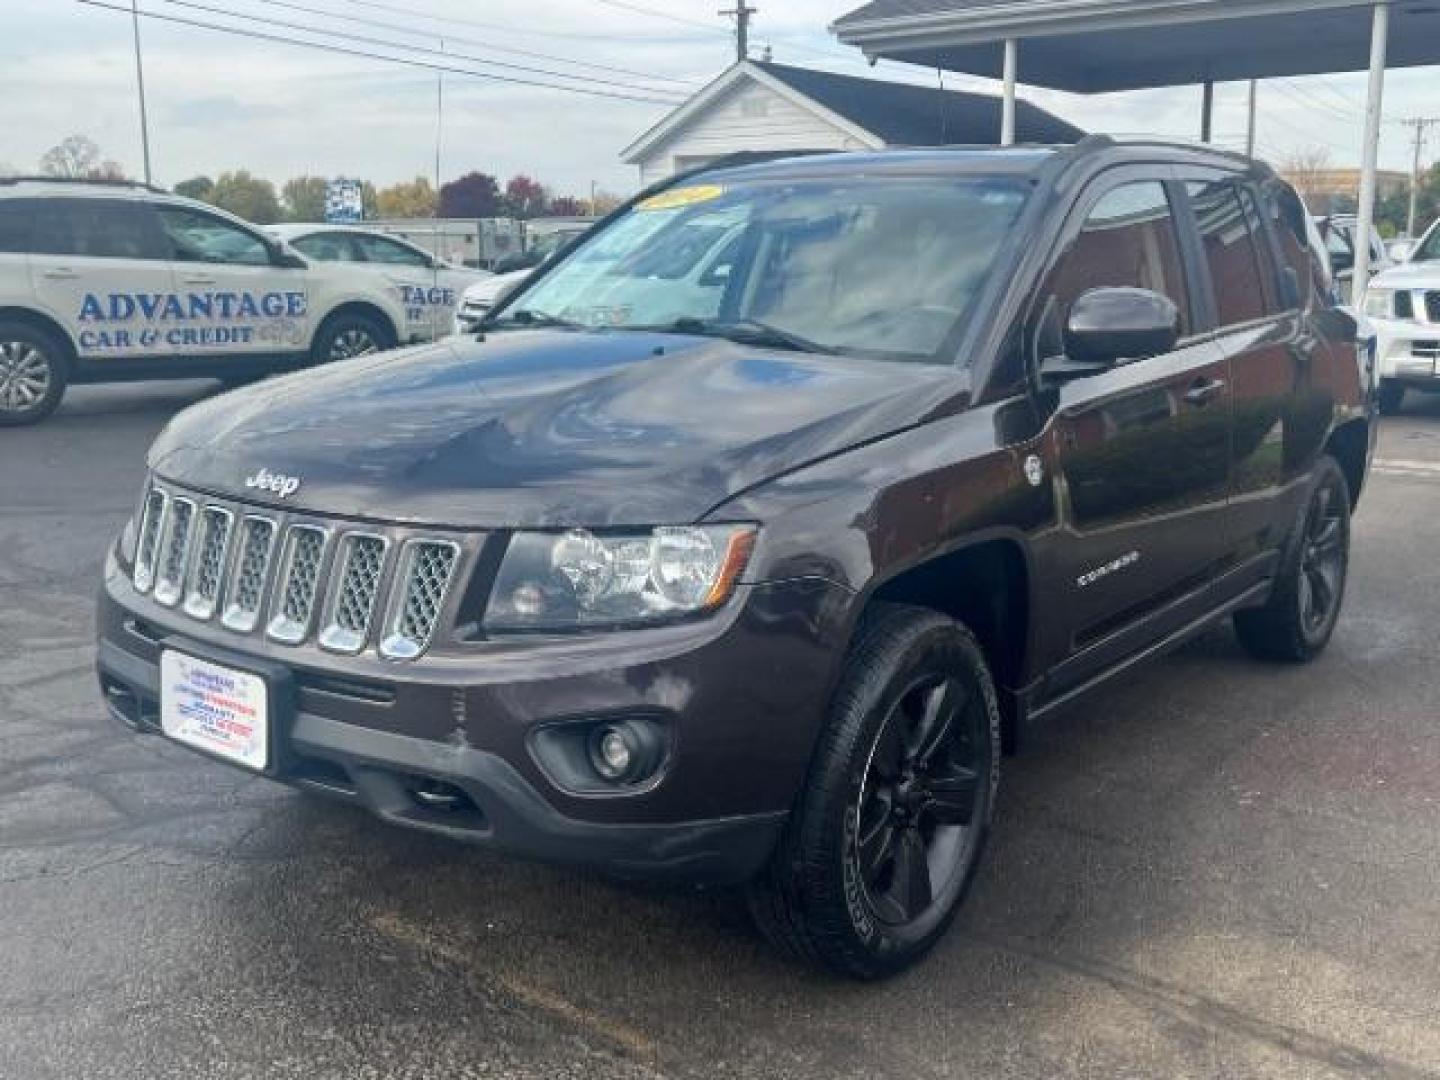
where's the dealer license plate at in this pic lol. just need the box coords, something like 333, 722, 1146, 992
160, 650, 269, 771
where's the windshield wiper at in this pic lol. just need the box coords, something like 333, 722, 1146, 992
481, 309, 586, 332
664, 317, 837, 355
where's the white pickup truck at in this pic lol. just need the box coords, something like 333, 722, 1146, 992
1364, 219, 1440, 414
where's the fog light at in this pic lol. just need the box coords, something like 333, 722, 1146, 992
584, 719, 665, 786
590, 724, 636, 781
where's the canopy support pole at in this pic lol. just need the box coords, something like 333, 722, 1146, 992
1353, 2, 1390, 307
1245, 80, 1258, 158
1001, 38, 1018, 145
1201, 80, 1214, 142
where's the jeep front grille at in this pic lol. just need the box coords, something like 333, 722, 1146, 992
380, 541, 460, 660
223, 516, 277, 633
130, 481, 465, 660
153, 498, 196, 607
133, 487, 169, 594
268, 525, 330, 645
182, 507, 233, 621
319, 534, 388, 654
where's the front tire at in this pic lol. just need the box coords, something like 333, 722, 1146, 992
0, 322, 69, 427
1234, 455, 1350, 662
747, 604, 1000, 980
310, 311, 394, 365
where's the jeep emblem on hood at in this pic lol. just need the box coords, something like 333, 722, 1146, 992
244, 467, 301, 499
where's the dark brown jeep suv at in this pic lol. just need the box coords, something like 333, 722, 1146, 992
97, 138, 1374, 978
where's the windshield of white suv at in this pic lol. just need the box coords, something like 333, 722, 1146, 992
502, 175, 1030, 363
1413, 225, 1440, 263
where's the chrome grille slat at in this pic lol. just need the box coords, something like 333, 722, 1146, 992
267, 525, 330, 644
319, 534, 388, 654
380, 540, 460, 660
133, 487, 169, 594
152, 498, 196, 607
183, 507, 234, 620
222, 516, 278, 633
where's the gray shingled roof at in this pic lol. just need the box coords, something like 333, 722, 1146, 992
833, 0, 993, 28
754, 61, 1084, 146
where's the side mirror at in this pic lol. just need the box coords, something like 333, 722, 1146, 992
1048, 287, 1180, 378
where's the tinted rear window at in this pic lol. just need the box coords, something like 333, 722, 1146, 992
1187, 181, 1269, 326
32, 199, 167, 260
0, 200, 37, 253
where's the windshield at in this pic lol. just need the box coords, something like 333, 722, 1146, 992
1414, 223, 1440, 263
505, 175, 1030, 362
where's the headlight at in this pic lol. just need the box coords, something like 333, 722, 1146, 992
484, 524, 757, 631
1363, 288, 1395, 319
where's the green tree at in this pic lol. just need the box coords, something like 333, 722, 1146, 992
281, 175, 327, 222
173, 175, 215, 202
210, 170, 282, 224
375, 176, 439, 218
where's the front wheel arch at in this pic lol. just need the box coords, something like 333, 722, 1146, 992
310, 303, 399, 360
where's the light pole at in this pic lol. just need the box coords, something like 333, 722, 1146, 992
130, 0, 153, 184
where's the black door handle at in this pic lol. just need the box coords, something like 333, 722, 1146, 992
1183, 377, 1227, 407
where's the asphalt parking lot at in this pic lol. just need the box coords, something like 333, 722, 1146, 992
3, 381, 1439, 1080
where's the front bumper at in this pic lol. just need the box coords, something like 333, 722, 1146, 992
1370, 315, 1440, 385
97, 552, 852, 883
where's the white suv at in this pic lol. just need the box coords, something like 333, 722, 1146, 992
0, 178, 427, 426
1364, 219, 1440, 414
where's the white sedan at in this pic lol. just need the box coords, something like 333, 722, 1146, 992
269, 223, 490, 342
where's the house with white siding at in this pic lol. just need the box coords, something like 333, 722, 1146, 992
621, 60, 1083, 186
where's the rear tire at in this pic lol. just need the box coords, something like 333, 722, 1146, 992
1377, 380, 1405, 416
747, 603, 1000, 980
0, 321, 69, 427
310, 311, 394, 365
1234, 456, 1350, 663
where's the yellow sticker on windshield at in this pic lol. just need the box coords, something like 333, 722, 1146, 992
636, 184, 725, 211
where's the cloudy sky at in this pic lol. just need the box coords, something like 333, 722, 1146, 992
3, 0, 1436, 199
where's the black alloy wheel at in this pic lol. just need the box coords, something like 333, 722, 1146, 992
748, 604, 1000, 980
852, 673, 987, 928
1234, 455, 1351, 662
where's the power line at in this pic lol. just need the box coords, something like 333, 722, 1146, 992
594, 0, 727, 35
248, 0, 700, 83
75, 0, 688, 104
148, 0, 690, 97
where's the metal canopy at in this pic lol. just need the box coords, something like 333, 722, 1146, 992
832, 0, 1440, 302
841, 5, 1440, 93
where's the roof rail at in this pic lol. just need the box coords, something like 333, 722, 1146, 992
0, 174, 170, 195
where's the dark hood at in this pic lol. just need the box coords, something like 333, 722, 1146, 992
149, 330, 967, 528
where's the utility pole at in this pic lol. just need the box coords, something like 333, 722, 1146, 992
719, 3, 756, 64
435, 37, 445, 206
1401, 117, 1439, 238
130, 0, 153, 184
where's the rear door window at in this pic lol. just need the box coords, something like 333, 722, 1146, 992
32, 199, 168, 260
352, 234, 430, 266
1186, 181, 1270, 326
